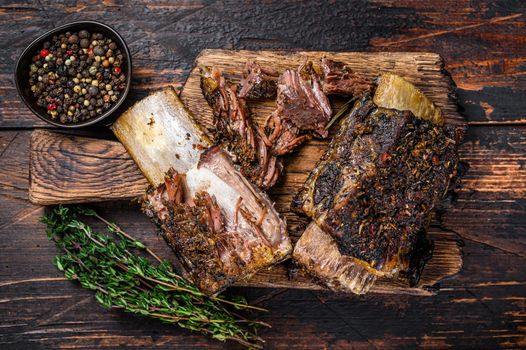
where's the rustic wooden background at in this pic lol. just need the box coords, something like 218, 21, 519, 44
1, 1, 525, 349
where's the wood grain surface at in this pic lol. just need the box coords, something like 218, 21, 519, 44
29, 130, 149, 205
2, 1, 525, 349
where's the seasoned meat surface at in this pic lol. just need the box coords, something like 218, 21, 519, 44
293, 96, 460, 278
143, 170, 237, 295
143, 147, 291, 296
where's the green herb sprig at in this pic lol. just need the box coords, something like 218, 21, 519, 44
42, 205, 268, 348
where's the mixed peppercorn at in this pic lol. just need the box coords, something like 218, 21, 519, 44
28, 30, 126, 124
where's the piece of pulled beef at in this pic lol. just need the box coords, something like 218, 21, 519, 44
319, 58, 374, 97
255, 59, 374, 157
260, 62, 332, 156
238, 61, 279, 100
201, 67, 282, 189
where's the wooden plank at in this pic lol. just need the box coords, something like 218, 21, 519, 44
29, 130, 148, 205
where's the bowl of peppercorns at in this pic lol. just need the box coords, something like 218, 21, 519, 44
15, 21, 131, 127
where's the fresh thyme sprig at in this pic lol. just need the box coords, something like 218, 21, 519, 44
42, 205, 268, 349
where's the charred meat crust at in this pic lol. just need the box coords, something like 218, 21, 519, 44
293, 96, 460, 277
142, 169, 235, 295
144, 173, 236, 295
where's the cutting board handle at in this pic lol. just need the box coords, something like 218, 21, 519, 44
29, 130, 148, 205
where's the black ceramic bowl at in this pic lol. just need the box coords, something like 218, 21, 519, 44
15, 21, 131, 128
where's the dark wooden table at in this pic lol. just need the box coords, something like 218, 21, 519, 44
1, 1, 525, 349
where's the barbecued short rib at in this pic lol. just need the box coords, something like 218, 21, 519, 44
143, 146, 291, 296
292, 96, 460, 294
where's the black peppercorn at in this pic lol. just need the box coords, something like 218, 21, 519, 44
88, 86, 99, 96
93, 46, 105, 56
68, 34, 79, 44
80, 38, 90, 48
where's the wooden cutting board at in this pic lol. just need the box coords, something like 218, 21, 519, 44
29, 49, 465, 295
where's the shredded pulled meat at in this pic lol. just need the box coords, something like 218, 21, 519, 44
201, 67, 282, 189
319, 58, 374, 97
275, 62, 332, 137
200, 58, 374, 186
247, 59, 373, 157
260, 62, 332, 156
238, 61, 279, 100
